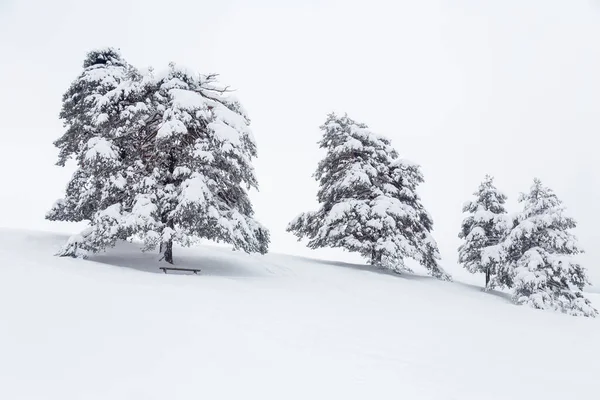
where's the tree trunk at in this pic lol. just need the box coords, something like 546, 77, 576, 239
160, 220, 175, 264
371, 249, 383, 266
163, 238, 173, 264
485, 267, 491, 290
160, 152, 176, 265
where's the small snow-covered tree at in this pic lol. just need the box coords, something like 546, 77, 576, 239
458, 175, 509, 289
287, 113, 450, 280
49, 49, 269, 263
501, 179, 597, 317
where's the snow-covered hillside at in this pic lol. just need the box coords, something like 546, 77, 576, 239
1, 228, 598, 400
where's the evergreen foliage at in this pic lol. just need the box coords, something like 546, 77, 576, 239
458, 175, 509, 289
500, 179, 596, 317
49, 48, 269, 263
288, 113, 450, 280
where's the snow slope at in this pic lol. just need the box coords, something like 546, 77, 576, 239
1, 228, 599, 400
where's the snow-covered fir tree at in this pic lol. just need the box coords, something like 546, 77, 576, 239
121, 63, 269, 263
47, 48, 137, 224
47, 48, 146, 256
287, 113, 450, 280
501, 179, 597, 317
458, 175, 509, 289
48, 48, 269, 263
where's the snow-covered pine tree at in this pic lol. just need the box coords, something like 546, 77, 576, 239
48, 48, 131, 222
501, 178, 597, 317
49, 50, 269, 263
458, 175, 509, 290
121, 64, 269, 263
287, 113, 450, 280
47, 48, 146, 256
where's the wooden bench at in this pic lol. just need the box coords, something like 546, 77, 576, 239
159, 267, 201, 275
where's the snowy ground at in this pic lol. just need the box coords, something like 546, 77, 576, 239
1, 228, 599, 400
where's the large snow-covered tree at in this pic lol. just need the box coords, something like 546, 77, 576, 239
48, 48, 269, 263
501, 179, 596, 317
458, 175, 509, 289
287, 113, 450, 280
121, 64, 269, 263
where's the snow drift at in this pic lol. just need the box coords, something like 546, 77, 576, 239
0, 228, 598, 400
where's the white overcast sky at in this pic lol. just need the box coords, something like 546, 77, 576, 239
1, 0, 599, 284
